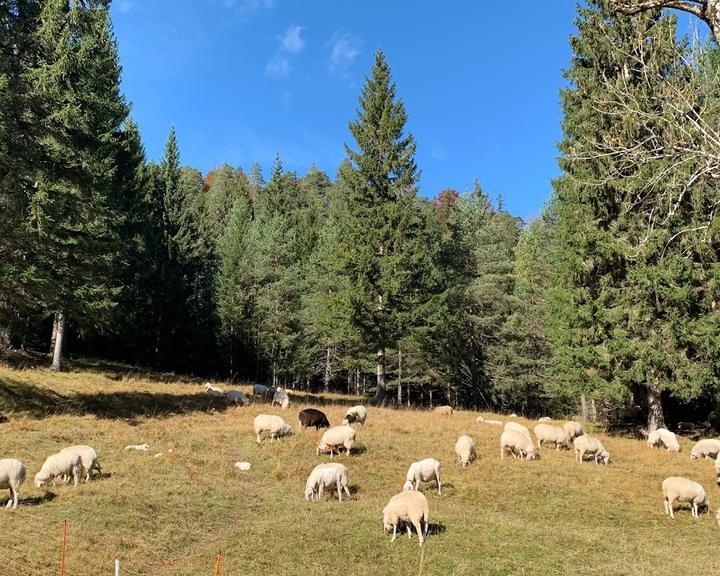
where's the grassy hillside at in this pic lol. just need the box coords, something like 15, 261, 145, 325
0, 361, 718, 576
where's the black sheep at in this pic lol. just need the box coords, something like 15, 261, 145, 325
298, 408, 331, 430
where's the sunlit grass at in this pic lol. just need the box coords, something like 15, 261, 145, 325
0, 362, 718, 575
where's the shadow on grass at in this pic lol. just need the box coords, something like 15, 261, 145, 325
18, 492, 57, 507
0, 376, 233, 420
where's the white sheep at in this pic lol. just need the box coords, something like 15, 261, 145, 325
316, 425, 356, 457
662, 477, 709, 519
343, 405, 367, 426
716, 453, 720, 487
59, 445, 102, 481
454, 435, 476, 468
253, 415, 292, 444
538, 416, 552, 422
647, 428, 681, 452
35, 451, 82, 488
433, 405, 453, 416
383, 490, 430, 546
476, 415, 503, 426
225, 389, 249, 406
500, 429, 536, 460
573, 435, 609, 465
0, 459, 26, 509
272, 388, 290, 409
689, 438, 720, 460
304, 463, 350, 502
204, 382, 225, 397
403, 458, 442, 495
534, 423, 570, 450
504, 421, 531, 439
563, 421, 584, 442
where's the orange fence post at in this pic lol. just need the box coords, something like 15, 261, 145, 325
60, 520, 68, 576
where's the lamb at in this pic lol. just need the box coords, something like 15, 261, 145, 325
454, 435, 476, 468
253, 415, 292, 444
59, 445, 102, 481
504, 421, 531, 439
34, 451, 82, 488
662, 477, 709, 519
342, 405, 367, 426
383, 490, 430, 546
476, 415, 503, 426
225, 389, 249, 406
563, 421, 584, 442
573, 435, 609, 465
0, 459, 26, 509
298, 408, 330, 431
500, 429, 537, 460
689, 438, 720, 460
534, 423, 570, 450
647, 428, 681, 452
304, 463, 350, 502
316, 425, 356, 457
433, 405, 453, 416
403, 458, 442, 495
272, 388, 290, 409
204, 382, 225, 397
538, 416, 552, 422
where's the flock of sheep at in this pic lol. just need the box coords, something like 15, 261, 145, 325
3, 382, 720, 548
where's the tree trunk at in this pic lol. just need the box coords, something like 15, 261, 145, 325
50, 314, 59, 353
375, 348, 386, 403
356, 367, 360, 396
590, 398, 597, 423
647, 378, 666, 432
429, 388, 434, 408
323, 347, 331, 393
397, 348, 402, 406
580, 394, 588, 421
50, 312, 66, 372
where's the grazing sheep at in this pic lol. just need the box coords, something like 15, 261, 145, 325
304, 463, 350, 502
454, 435, 476, 468
573, 435, 609, 465
504, 421, 531, 439
647, 428, 681, 452
690, 439, 720, 460
433, 405, 453, 416
204, 382, 225, 397
35, 451, 82, 488
343, 406, 367, 426
500, 430, 536, 460
225, 389, 249, 406
403, 458, 442, 495
476, 415, 503, 426
383, 491, 430, 546
59, 445, 101, 481
252, 384, 274, 400
0, 459, 25, 509
253, 415, 292, 444
538, 416, 552, 422
716, 453, 720, 487
298, 408, 330, 431
563, 421, 584, 442
272, 388, 290, 409
662, 477, 709, 519
317, 425, 356, 457
534, 423, 570, 450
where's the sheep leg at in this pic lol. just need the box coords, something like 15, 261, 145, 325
256, 433, 262, 444
319, 484, 324, 501
668, 499, 675, 519
500, 447, 505, 459
436, 475, 442, 496
11, 486, 18, 509
413, 520, 424, 546
692, 503, 698, 518
406, 524, 411, 539
391, 524, 397, 542
337, 480, 342, 502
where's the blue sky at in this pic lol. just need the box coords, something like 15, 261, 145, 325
108, 1, 682, 220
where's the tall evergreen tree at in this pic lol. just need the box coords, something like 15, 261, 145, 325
338, 50, 424, 402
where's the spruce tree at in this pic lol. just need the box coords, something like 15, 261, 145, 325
338, 50, 423, 402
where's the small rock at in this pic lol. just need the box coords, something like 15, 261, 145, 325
234, 461, 251, 471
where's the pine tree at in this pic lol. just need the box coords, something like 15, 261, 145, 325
338, 50, 424, 402
25, 0, 129, 370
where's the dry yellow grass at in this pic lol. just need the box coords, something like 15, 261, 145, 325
0, 362, 718, 575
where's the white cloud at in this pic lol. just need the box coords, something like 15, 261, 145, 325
280, 24, 305, 53
117, 1, 133, 13
266, 54, 290, 79
328, 31, 362, 78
